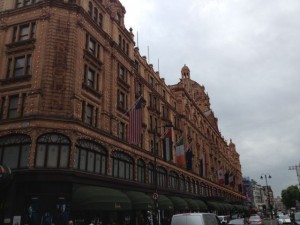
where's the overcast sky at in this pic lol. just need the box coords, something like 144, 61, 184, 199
122, 0, 300, 197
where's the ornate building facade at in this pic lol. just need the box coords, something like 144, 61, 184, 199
0, 0, 245, 225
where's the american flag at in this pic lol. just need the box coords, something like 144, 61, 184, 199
128, 97, 142, 145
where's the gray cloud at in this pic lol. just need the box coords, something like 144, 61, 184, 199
123, 0, 300, 196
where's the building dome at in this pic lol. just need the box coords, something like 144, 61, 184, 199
181, 64, 190, 79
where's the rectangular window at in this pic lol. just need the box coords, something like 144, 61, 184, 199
86, 104, 93, 125
88, 38, 96, 55
12, 22, 36, 42
119, 122, 126, 140
14, 56, 25, 77
119, 65, 126, 81
8, 54, 32, 78
8, 95, 19, 119
87, 68, 95, 88
85, 33, 101, 59
118, 91, 126, 110
99, 13, 103, 27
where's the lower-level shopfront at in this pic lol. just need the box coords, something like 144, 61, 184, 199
0, 170, 247, 225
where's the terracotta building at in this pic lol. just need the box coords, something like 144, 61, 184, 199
0, 0, 246, 225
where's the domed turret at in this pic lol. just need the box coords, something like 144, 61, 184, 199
181, 64, 190, 79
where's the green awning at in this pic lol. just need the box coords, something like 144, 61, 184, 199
126, 191, 154, 210
207, 201, 223, 210
223, 203, 234, 211
157, 194, 174, 210
72, 186, 131, 211
169, 196, 188, 210
195, 200, 208, 211
184, 198, 199, 211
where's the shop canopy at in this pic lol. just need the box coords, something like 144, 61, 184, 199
169, 196, 188, 210
156, 194, 174, 210
195, 200, 208, 212
184, 198, 199, 211
126, 191, 154, 210
72, 186, 131, 211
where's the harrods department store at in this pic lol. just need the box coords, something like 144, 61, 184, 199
0, 0, 246, 224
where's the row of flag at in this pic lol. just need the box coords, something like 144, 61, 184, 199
127, 97, 205, 172
218, 167, 235, 187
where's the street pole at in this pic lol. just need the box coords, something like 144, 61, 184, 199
153, 122, 173, 225
153, 125, 158, 225
261, 174, 272, 219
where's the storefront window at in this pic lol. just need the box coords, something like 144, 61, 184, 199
137, 159, 145, 183
112, 151, 133, 180
0, 134, 31, 169
75, 139, 107, 175
157, 167, 167, 187
169, 171, 179, 189
35, 133, 70, 168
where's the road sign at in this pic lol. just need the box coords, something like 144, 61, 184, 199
152, 192, 158, 200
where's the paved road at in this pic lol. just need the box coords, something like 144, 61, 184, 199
264, 219, 278, 225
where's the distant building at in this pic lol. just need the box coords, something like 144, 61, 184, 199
0, 0, 245, 224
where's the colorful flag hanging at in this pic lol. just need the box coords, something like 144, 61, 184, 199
175, 136, 185, 167
128, 97, 142, 145
218, 166, 225, 184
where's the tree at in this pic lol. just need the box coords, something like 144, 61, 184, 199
281, 185, 300, 209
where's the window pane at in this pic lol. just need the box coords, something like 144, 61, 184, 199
87, 151, 94, 172
36, 144, 46, 167
8, 96, 19, 119
14, 57, 25, 77
59, 145, 69, 168
101, 156, 106, 174
113, 159, 118, 177
119, 161, 125, 178
20, 25, 29, 40
95, 154, 100, 173
3, 146, 19, 169
20, 144, 29, 168
79, 150, 87, 170
47, 144, 58, 168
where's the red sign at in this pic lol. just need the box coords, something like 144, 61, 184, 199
152, 193, 159, 200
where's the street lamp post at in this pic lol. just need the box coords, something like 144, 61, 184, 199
153, 122, 173, 225
260, 174, 272, 219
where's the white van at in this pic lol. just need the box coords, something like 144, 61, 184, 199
171, 213, 221, 225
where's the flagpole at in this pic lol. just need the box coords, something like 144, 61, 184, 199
124, 95, 143, 116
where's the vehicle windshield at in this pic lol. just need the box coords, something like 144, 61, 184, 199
295, 213, 300, 220
279, 215, 290, 219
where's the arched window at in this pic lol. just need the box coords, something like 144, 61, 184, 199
35, 133, 70, 168
75, 139, 107, 174
148, 163, 154, 184
112, 151, 133, 180
88, 2, 93, 16
169, 171, 179, 189
180, 175, 185, 192
157, 166, 167, 187
137, 159, 145, 183
0, 134, 31, 169
186, 177, 191, 193
94, 7, 98, 22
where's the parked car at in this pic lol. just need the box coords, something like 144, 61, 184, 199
171, 213, 221, 225
294, 212, 300, 225
228, 218, 246, 225
277, 214, 291, 225
246, 215, 264, 225
218, 215, 230, 224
